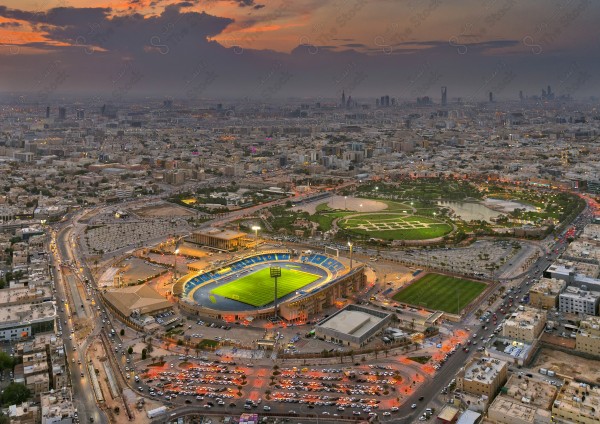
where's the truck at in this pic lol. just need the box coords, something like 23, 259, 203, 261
146, 406, 168, 419
547, 370, 556, 377
539, 368, 548, 375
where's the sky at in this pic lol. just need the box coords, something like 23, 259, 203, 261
1, 0, 599, 101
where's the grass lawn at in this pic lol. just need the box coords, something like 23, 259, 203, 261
211, 268, 320, 307
341, 213, 452, 240
392, 273, 486, 314
407, 356, 431, 364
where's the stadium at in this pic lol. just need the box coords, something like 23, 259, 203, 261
173, 250, 366, 322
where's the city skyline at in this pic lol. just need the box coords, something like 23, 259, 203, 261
1, 0, 599, 100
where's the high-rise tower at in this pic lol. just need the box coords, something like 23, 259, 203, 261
441, 86, 447, 106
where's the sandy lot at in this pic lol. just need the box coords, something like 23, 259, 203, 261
294, 195, 388, 214
135, 202, 195, 217
328, 195, 388, 212
534, 348, 600, 383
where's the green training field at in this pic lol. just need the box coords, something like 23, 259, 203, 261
211, 267, 320, 307
392, 273, 486, 314
340, 213, 452, 240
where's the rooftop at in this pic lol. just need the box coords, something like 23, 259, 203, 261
103, 284, 172, 317
194, 228, 247, 240
504, 306, 544, 330
504, 374, 558, 408
0, 301, 56, 327
559, 286, 600, 301
317, 304, 390, 338
489, 397, 536, 423
529, 277, 566, 295
553, 379, 600, 422
0, 285, 52, 306
462, 356, 507, 385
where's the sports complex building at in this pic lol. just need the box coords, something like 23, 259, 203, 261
314, 304, 392, 348
173, 250, 366, 322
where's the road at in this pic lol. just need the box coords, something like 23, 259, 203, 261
53, 223, 107, 424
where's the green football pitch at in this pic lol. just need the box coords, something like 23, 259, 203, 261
211, 268, 320, 307
392, 273, 486, 314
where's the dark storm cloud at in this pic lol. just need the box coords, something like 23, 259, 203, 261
0, 6, 112, 25
176, 1, 196, 8
230, 0, 264, 9
341, 43, 367, 48
0, 21, 21, 27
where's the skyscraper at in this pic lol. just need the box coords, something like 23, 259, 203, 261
341, 90, 346, 108
58, 107, 66, 120
45, 106, 50, 118
441, 86, 447, 107
519, 90, 523, 101
489, 92, 493, 103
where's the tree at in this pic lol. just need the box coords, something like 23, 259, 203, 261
120, 329, 125, 336
127, 346, 133, 355
1, 383, 30, 406
0, 351, 14, 371
141, 349, 147, 360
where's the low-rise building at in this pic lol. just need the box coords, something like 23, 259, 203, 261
552, 378, 600, 424
455, 355, 508, 398
41, 388, 77, 424
189, 228, 250, 251
0, 301, 56, 341
528, 277, 566, 309
7, 402, 38, 424
487, 374, 557, 424
315, 304, 392, 348
558, 286, 600, 316
502, 307, 546, 343
576, 315, 600, 356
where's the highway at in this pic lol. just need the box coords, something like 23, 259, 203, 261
52, 223, 107, 424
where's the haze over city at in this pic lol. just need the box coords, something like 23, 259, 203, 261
1, 0, 600, 99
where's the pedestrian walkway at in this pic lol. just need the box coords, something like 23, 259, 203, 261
215, 347, 266, 359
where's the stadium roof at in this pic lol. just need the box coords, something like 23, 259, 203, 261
103, 284, 171, 317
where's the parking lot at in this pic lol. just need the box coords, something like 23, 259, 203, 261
84, 219, 188, 255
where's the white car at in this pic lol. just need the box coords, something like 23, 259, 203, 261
411, 404, 417, 409
383, 412, 391, 416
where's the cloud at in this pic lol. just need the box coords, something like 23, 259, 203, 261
233, 0, 264, 8
1, 3, 600, 100
0, 21, 21, 27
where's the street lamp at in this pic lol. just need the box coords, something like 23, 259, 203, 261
270, 266, 281, 319
348, 240, 354, 269
252, 225, 261, 252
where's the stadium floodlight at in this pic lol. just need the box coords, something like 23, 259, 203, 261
270, 266, 282, 318
173, 248, 180, 281
348, 240, 354, 269
251, 225, 261, 252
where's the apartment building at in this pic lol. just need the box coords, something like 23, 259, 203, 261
455, 356, 508, 398
502, 307, 546, 343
